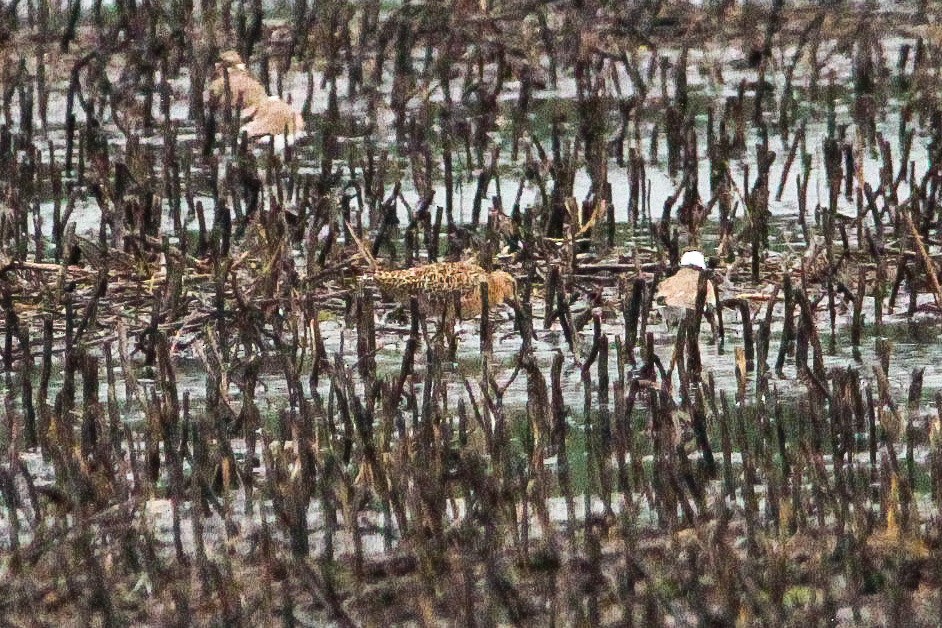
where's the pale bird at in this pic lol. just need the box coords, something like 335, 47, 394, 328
241, 95, 306, 151
655, 250, 716, 328
208, 50, 268, 109
209, 51, 306, 151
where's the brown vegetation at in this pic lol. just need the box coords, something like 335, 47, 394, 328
0, 0, 942, 626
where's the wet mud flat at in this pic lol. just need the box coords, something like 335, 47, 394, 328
4, 0, 942, 625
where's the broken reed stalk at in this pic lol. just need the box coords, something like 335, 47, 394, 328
903, 207, 942, 312
683, 269, 710, 378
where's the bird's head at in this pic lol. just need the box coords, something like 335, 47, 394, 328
487, 270, 517, 306
680, 250, 707, 270
218, 50, 245, 69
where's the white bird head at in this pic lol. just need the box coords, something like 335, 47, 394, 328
680, 250, 707, 270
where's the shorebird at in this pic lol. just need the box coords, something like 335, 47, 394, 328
209, 51, 306, 151
655, 250, 716, 328
347, 224, 516, 321
241, 95, 306, 151
209, 50, 268, 110
372, 261, 517, 319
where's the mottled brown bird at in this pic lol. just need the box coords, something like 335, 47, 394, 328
347, 223, 516, 319
373, 261, 517, 319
